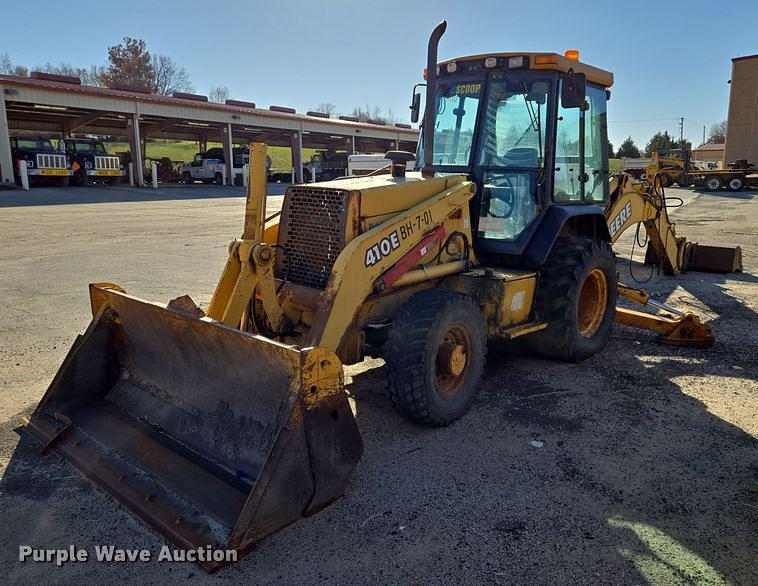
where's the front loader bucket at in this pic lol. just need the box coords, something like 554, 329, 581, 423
24, 285, 362, 572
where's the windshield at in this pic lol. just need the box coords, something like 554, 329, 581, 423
430, 80, 483, 166
72, 141, 106, 153
477, 76, 549, 168
17, 139, 54, 150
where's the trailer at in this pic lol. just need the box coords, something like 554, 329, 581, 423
647, 151, 756, 191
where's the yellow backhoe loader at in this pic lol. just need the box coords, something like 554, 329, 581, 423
24, 21, 742, 571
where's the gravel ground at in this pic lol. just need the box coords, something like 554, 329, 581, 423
0, 184, 756, 584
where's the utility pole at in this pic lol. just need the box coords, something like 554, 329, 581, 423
703, 125, 706, 145
679, 117, 684, 146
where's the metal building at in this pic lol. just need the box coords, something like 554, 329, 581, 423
724, 54, 758, 165
0, 72, 418, 186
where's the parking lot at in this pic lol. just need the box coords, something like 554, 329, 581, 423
0, 184, 756, 583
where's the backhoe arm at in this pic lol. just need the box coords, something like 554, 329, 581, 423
606, 173, 685, 275
615, 284, 714, 347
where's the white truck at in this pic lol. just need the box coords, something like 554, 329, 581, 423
181, 154, 227, 185
347, 153, 417, 176
619, 157, 651, 180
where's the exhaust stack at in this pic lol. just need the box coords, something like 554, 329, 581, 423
421, 20, 447, 179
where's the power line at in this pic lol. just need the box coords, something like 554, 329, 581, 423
608, 117, 680, 124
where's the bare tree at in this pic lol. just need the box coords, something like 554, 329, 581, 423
0, 53, 28, 76
313, 102, 336, 116
707, 121, 727, 144
208, 85, 230, 103
34, 62, 103, 85
151, 54, 193, 95
351, 105, 398, 124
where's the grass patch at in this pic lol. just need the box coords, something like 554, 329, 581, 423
609, 158, 621, 173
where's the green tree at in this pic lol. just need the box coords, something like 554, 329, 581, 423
616, 136, 641, 158
607, 142, 615, 159
100, 37, 154, 88
644, 131, 676, 156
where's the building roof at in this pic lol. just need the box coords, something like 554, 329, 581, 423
0, 74, 418, 139
732, 54, 758, 62
694, 143, 725, 151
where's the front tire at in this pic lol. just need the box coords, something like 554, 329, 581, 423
214, 172, 223, 185
525, 236, 617, 362
385, 289, 487, 426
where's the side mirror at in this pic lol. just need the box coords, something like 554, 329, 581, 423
410, 92, 421, 124
561, 70, 586, 109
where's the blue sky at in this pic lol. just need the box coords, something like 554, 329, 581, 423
2, 0, 756, 150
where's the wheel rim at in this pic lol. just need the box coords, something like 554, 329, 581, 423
729, 178, 742, 190
577, 268, 608, 338
707, 178, 721, 190
435, 324, 471, 397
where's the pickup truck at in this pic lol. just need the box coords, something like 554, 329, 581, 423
65, 139, 124, 186
180, 154, 226, 185
10, 137, 72, 186
181, 147, 256, 185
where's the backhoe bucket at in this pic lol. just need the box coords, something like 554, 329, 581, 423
24, 284, 362, 572
645, 242, 743, 274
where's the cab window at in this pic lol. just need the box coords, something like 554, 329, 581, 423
432, 80, 482, 166
554, 85, 582, 202
584, 85, 609, 203
554, 81, 609, 203
476, 77, 548, 241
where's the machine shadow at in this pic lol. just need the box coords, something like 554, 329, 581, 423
690, 187, 756, 200
344, 268, 757, 582
0, 183, 288, 208
1, 263, 754, 582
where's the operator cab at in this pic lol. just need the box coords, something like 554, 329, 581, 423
412, 52, 613, 264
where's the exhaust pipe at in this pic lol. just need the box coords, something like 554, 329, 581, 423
421, 20, 447, 179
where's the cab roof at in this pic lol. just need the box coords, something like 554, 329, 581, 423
437, 52, 614, 87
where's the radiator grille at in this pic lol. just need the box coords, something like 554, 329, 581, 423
36, 153, 66, 169
277, 187, 349, 289
96, 156, 120, 170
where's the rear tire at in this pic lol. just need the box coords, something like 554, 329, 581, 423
705, 176, 722, 191
727, 176, 744, 192
182, 172, 193, 184
385, 289, 487, 426
676, 174, 690, 187
658, 173, 672, 187
525, 236, 617, 362
214, 172, 223, 185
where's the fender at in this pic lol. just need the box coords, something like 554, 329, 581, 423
522, 204, 610, 267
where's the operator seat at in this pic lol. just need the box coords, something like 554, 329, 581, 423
500, 147, 539, 168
